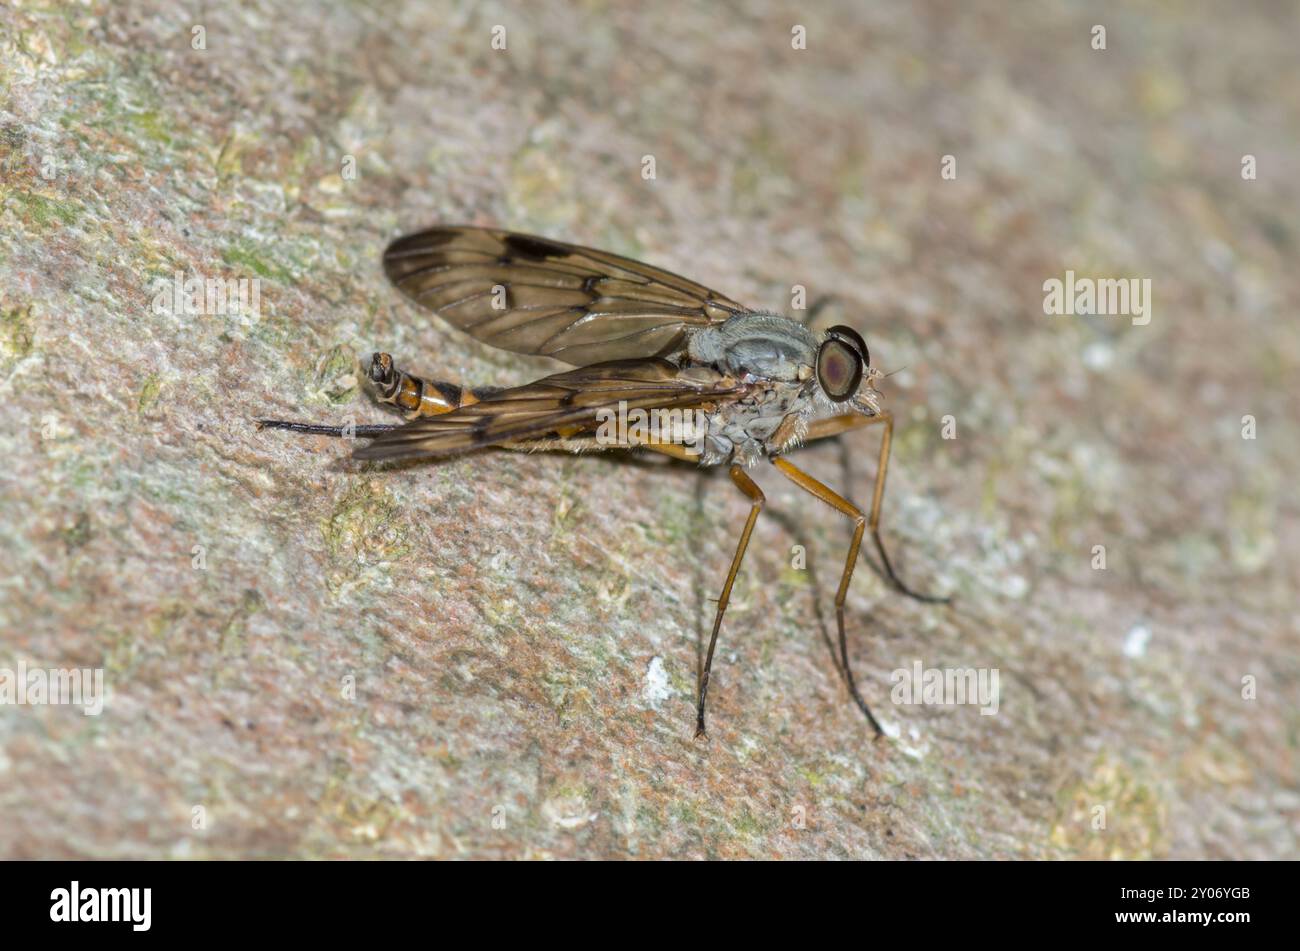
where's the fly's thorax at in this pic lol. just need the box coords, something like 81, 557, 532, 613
687, 312, 819, 383
692, 376, 816, 466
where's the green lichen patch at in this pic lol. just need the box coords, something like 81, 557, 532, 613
8, 189, 80, 228
137, 373, 164, 414
320, 478, 411, 595
1050, 755, 1169, 859
221, 240, 297, 286
0, 300, 35, 364
309, 344, 360, 405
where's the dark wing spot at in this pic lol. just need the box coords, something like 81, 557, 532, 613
413, 229, 460, 248
504, 233, 568, 261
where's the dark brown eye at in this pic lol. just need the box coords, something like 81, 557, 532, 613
816, 338, 863, 402
826, 325, 869, 368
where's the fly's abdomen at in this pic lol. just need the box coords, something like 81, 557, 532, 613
368, 352, 482, 419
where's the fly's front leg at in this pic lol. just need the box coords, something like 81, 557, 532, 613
800, 411, 949, 604
861, 413, 949, 604
800, 293, 841, 328
772, 457, 883, 736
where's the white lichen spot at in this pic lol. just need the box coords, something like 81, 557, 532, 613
642, 656, 671, 709
1002, 574, 1029, 599
1082, 340, 1114, 371
542, 795, 598, 830
1123, 624, 1151, 658
898, 724, 930, 760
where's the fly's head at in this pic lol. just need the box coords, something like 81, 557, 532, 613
814, 325, 881, 416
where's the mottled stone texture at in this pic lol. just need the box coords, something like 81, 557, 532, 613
0, 1, 1295, 859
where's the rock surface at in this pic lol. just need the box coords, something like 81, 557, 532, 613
0, 1, 1295, 858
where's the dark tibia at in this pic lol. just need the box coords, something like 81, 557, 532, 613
255, 419, 401, 437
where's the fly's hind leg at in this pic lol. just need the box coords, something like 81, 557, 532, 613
256, 352, 486, 438
255, 419, 401, 438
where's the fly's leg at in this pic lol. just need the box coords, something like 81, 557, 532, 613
799, 411, 949, 604
255, 420, 401, 437
799, 293, 841, 328
642, 443, 762, 738
771, 456, 884, 735
694, 465, 765, 739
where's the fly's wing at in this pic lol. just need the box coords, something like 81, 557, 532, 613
352, 359, 739, 462
383, 226, 749, 366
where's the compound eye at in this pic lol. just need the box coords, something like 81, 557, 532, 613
816, 338, 863, 403
826, 325, 869, 368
